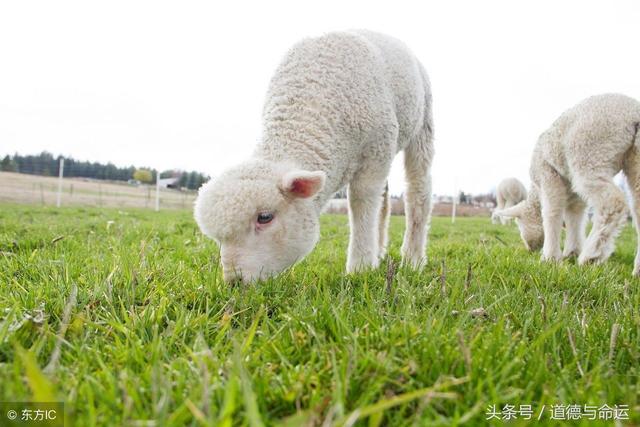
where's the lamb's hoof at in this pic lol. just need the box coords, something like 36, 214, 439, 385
346, 258, 379, 274
562, 249, 580, 259
541, 252, 562, 262
577, 251, 605, 266
401, 255, 427, 270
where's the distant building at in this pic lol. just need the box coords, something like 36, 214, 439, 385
434, 195, 454, 204
159, 177, 180, 189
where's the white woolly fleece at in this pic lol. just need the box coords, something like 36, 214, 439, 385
195, 30, 434, 282
497, 93, 640, 275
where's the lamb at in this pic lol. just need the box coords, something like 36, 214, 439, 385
194, 30, 434, 283
491, 177, 527, 225
495, 93, 640, 275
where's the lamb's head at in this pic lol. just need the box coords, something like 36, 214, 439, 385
495, 195, 543, 251
194, 160, 326, 283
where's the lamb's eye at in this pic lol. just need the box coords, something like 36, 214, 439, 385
257, 212, 274, 224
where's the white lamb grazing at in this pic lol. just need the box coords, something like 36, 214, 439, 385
194, 30, 434, 283
491, 177, 527, 225
496, 94, 640, 275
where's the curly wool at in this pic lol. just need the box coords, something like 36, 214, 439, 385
256, 30, 432, 197
195, 30, 434, 282
498, 93, 640, 274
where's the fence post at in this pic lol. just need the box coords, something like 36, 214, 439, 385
56, 157, 64, 208
451, 195, 457, 223
451, 178, 458, 224
155, 171, 160, 211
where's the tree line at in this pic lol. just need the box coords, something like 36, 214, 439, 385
0, 152, 209, 190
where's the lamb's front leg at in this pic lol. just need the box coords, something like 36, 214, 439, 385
562, 196, 587, 258
347, 180, 385, 273
541, 208, 564, 261
540, 183, 567, 262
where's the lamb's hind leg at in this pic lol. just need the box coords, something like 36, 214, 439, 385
378, 182, 391, 259
623, 145, 640, 275
347, 178, 386, 273
575, 175, 628, 265
401, 130, 434, 268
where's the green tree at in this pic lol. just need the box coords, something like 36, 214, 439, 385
160, 169, 179, 179
133, 169, 153, 183
0, 155, 17, 172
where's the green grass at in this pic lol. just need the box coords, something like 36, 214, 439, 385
0, 204, 638, 426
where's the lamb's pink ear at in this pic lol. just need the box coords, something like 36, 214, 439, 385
281, 170, 326, 198
495, 201, 525, 219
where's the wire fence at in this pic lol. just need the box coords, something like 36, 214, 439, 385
0, 158, 496, 217
0, 170, 196, 210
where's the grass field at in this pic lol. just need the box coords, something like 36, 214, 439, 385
0, 204, 638, 426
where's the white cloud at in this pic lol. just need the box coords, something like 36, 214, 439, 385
1, 0, 639, 195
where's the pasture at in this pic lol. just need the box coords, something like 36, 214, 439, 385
0, 172, 196, 210
0, 204, 638, 425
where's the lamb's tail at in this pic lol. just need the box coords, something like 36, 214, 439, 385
635, 122, 640, 147
422, 66, 435, 142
